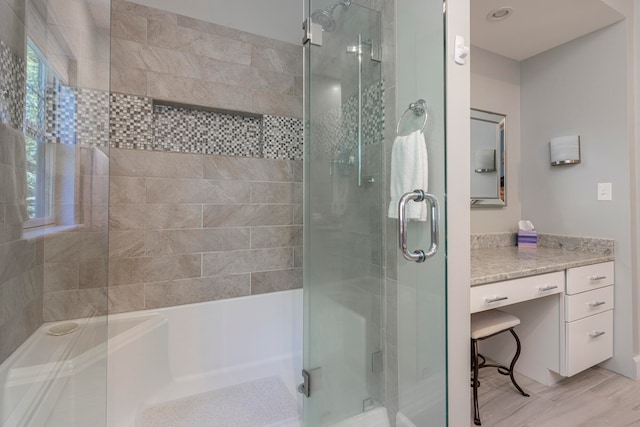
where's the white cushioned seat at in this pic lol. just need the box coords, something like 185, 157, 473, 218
471, 310, 520, 339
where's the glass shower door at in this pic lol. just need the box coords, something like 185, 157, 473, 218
303, 1, 385, 425
303, 0, 447, 425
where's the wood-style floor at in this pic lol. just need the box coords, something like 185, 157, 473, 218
470, 365, 640, 426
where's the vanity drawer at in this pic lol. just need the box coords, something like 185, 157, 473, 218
565, 286, 614, 322
470, 271, 565, 313
565, 310, 613, 377
566, 262, 614, 295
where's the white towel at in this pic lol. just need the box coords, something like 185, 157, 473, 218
387, 130, 429, 221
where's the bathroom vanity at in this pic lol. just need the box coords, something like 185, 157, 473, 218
470, 236, 615, 386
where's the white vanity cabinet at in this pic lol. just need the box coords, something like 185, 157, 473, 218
562, 261, 615, 377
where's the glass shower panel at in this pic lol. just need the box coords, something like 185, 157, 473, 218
0, 0, 110, 425
303, 2, 384, 425
395, 0, 448, 425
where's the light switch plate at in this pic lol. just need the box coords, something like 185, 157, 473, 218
598, 183, 612, 201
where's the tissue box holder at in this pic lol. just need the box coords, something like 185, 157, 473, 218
518, 230, 537, 248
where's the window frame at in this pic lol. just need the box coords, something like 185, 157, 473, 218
23, 39, 55, 229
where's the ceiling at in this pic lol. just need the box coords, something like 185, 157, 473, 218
471, 0, 625, 61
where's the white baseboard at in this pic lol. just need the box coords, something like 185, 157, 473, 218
633, 354, 640, 380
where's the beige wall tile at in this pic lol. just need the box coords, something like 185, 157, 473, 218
293, 204, 303, 225
109, 204, 202, 230
248, 87, 302, 119
43, 288, 107, 321
202, 156, 293, 181
145, 178, 250, 204
145, 228, 250, 256
196, 55, 296, 95
78, 231, 109, 261
111, 38, 149, 70
109, 230, 146, 259
251, 268, 302, 295
250, 46, 303, 77
146, 72, 254, 114
44, 261, 79, 293
0, 1, 25, 58
110, 64, 147, 96
147, 20, 252, 66
2, 268, 41, 323
203, 204, 291, 228
145, 274, 250, 309
110, 176, 146, 204
294, 246, 303, 268
108, 284, 144, 313
202, 248, 292, 277
108, 254, 201, 286
251, 182, 302, 204
112, 11, 147, 43
110, 149, 203, 179
79, 259, 107, 289
292, 160, 303, 182
0, 297, 42, 363
112, 0, 177, 24
250, 226, 302, 249
0, 239, 35, 282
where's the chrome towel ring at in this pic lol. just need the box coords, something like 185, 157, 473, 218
396, 99, 428, 135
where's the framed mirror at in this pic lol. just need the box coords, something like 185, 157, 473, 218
470, 108, 506, 207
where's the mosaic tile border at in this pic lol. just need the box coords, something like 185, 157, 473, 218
0, 40, 26, 130
263, 115, 303, 160
46, 85, 110, 146
109, 92, 153, 150
152, 104, 264, 157
110, 91, 303, 160
310, 80, 385, 158
43, 79, 385, 161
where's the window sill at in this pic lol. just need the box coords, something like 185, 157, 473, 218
23, 224, 85, 241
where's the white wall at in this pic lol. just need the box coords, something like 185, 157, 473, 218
521, 21, 635, 378
129, 0, 302, 44
470, 47, 522, 233
445, 1, 471, 425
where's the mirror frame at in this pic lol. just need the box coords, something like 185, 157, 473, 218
470, 108, 506, 207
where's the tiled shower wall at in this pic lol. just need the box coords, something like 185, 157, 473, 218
110, 0, 302, 117
43, 0, 306, 316
0, 20, 44, 362
108, 149, 302, 312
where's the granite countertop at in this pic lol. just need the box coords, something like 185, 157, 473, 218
471, 246, 615, 286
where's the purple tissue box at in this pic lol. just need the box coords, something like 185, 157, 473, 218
518, 230, 537, 248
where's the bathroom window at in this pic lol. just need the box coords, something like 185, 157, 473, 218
24, 40, 54, 228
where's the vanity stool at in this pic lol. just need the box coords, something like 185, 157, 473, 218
471, 309, 529, 426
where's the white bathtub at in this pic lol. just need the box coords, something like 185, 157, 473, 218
107, 289, 303, 426
0, 289, 303, 426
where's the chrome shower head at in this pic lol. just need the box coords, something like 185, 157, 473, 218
311, 8, 336, 32
311, 0, 351, 32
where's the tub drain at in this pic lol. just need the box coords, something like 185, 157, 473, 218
48, 322, 79, 336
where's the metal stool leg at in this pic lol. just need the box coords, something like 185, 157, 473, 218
472, 338, 481, 425
508, 329, 530, 397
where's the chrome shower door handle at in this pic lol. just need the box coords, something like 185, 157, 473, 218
398, 189, 440, 263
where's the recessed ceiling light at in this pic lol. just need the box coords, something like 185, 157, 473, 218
487, 7, 513, 21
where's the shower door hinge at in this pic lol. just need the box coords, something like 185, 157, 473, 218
298, 367, 322, 398
302, 18, 323, 46
297, 369, 311, 397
